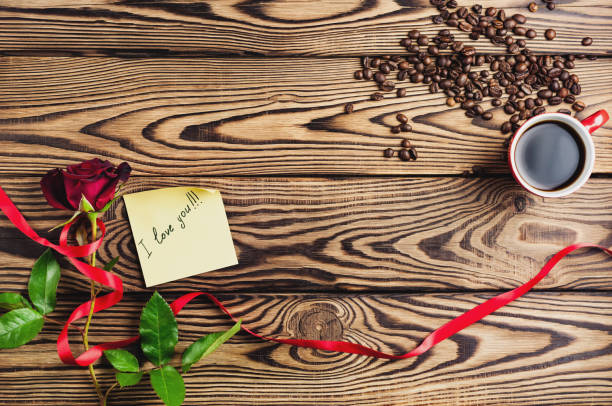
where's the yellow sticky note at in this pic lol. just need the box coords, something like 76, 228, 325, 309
123, 187, 238, 287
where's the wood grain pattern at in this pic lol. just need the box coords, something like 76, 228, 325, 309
0, 292, 611, 405
0, 0, 610, 56
0, 176, 610, 293
1, 57, 611, 176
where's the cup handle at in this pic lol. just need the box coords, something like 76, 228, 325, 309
581, 109, 609, 134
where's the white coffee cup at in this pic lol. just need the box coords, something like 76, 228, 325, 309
508, 109, 608, 198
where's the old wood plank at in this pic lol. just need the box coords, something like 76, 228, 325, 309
0, 1, 610, 56
0, 57, 611, 176
0, 176, 610, 293
0, 292, 610, 405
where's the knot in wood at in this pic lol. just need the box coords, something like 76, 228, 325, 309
289, 303, 344, 341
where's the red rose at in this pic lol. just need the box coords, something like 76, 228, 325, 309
41, 158, 131, 211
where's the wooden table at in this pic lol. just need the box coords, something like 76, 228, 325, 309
0, 1, 611, 404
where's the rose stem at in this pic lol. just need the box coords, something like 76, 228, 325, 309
83, 215, 102, 401
102, 382, 118, 406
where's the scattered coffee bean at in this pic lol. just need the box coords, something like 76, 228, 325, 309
525, 29, 536, 39
384, 148, 394, 158
528, 2, 538, 12
447, 97, 456, 106
512, 14, 527, 24
501, 122, 512, 134
397, 113, 408, 123
546, 2, 555, 10
482, 112, 493, 120
391, 125, 401, 134
582, 37, 593, 46
345, 103, 354, 114
397, 88, 407, 97
572, 100, 585, 111
492, 98, 502, 107
545, 29, 556, 40
371, 92, 384, 101
399, 149, 411, 161
400, 123, 413, 132
401, 139, 411, 148
408, 147, 418, 160
558, 109, 571, 115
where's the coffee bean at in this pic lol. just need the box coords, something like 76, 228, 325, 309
428, 45, 440, 55
482, 112, 493, 120
537, 89, 553, 99
391, 125, 401, 134
401, 139, 411, 148
525, 98, 535, 109
548, 96, 562, 105
504, 104, 516, 114
564, 94, 576, 104
473, 104, 484, 115
417, 35, 429, 46
396, 113, 408, 123
462, 46, 476, 56
408, 30, 420, 39
517, 39, 526, 47
571, 83, 581, 95
572, 100, 586, 112
400, 123, 412, 132
534, 97, 543, 106
371, 92, 384, 101
526, 29, 537, 39
363, 68, 373, 80
510, 114, 520, 124
432, 15, 444, 24
528, 2, 538, 12
492, 98, 502, 106
508, 43, 520, 54
515, 62, 528, 72
447, 97, 457, 106
513, 26, 527, 36
399, 149, 411, 161
558, 88, 569, 98
345, 103, 354, 114
520, 84, 533, 95
400, 38, 411, 47
582, 37, 593, 46
374, 72, 386, 83
534, 106, 546, 115
545, 29, 556, 40
546, 2, 555, 10
384, 148, 394, 158
558, 109, 571, 115
397, 88, 407, 97
457, 6, 468, 18
513, 14, 527, 24
380, 80, 395, 91
354, 70, 364, 80
380, 63, 391, 74
501, 121, 512, 134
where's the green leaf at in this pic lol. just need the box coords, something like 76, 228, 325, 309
116, 372, 143, 388
78, 194, 95, 213
150, 365, 185, 406
104, 349, 140, 373
139, 291, 178, 366
182, 320, 241, 373
27, 249, 61, 315
48, 211, 81, 232
0, 293, 31, 311
103, 256, 120, 272
0, 308, 44, 348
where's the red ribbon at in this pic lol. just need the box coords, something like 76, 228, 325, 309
0, 186, 610, 364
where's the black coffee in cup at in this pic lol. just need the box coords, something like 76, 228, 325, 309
514, 121, 585, 191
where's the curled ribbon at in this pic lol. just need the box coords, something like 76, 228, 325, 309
0, 186, 610, 364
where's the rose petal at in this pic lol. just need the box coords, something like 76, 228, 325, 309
40, 169, 73, 210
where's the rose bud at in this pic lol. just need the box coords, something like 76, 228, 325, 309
40, 158, 131, 212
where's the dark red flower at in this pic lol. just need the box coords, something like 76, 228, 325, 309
40, 158, 131, 211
